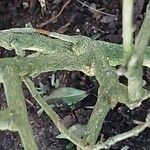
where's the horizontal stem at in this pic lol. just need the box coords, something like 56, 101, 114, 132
0, 43, 149, 81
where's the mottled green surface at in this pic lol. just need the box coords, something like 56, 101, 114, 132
0, 28, 150, 150
127, 2, 150, 101
0, 29, 72, 56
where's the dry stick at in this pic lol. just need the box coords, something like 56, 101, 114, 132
2, 67, 38, 150
85, 112, 150, 150
39, 0, 71, 28
23, 76, 85, 150
25, 98, 35, 107
76, 0, 116, 17
122, 0, 134, 65
127, 1, 150, 102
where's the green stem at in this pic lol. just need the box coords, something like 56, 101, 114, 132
122, 0, 134, 65
0, 43, 150, 81
2, 66, 38, 150
84, 45, 128, 145
23, 76, 85, 150
84, 90, 111, 145
85, 113, 150, 150
0, 110, 16, 131
0, 52, 92, 78
127, 1, 150, 102
85, 123, 149, 150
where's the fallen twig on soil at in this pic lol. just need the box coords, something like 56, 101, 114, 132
76, 0, 116, 17
39, 0, 71, 27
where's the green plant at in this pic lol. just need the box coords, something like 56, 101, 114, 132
0, 0, 150, 150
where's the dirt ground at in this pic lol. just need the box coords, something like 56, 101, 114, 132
0, 0, 150, 149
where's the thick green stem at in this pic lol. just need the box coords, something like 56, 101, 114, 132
0, 19, 150, 149
0, 52, 92, 79
84, 45, 128, 145
127, 1, 150, 102
123, 0, 134, 65
85, 91, 111, 145
2, 67, 38, 150
0, 110, 16, 131
0, 43, 150, 81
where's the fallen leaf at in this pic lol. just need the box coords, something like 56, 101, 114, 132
45, 87, 89, 105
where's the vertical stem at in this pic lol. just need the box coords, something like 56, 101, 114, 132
84, 90, 111, 145
3, 67, 38, 150
83, 46, 128, 145
127, 1, 150, 102
122, 0, 134, 65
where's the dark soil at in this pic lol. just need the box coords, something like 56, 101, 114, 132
0, 0, 150, 150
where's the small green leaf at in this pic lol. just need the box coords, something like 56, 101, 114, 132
56, 124, 86, 139
37, 87, 88, 116
50, 73, 60, 88
91, 33, 101, 40
37, 104, 55, 116
45, 87, 88, 105
51, 73, 55, 86
36, 81, 49, 94
39, 82, 49, 93
66, 142, 76, 150
55, 79, 59, 88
